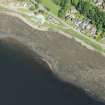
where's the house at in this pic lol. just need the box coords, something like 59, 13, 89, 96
73, 19, 82, 27
79, 19, 91, 30
35, 14, 45, 25
24, 2, 33, 8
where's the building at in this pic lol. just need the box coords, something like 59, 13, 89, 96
73, 19, 82, 27
79, 19, 91, 30
35, 14, 45, 25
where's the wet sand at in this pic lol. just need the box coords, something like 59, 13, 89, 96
0, 38, 104, 105
0, 12, 105, 102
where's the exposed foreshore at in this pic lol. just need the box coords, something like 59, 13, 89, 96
1, 12, 105, 102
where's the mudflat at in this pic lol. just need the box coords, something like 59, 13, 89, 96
0, 13, 105, 102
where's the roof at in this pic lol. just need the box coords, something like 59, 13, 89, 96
35, 14, 45, 24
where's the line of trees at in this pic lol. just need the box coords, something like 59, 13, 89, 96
58, 0, 71, 18
52, 0, 71, 18
74, 0, 105, 35
52, 0, 81, 18
53, 0, 105, 36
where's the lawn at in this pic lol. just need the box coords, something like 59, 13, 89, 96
0, 4, 8, 11
40, 0, 60, 15
17, 7, 31, 14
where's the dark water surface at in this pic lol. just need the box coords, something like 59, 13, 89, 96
0, 40, 104, 105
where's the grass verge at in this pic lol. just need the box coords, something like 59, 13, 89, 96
40, 0, 60, 15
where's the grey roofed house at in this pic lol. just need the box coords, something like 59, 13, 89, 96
24, 2, 33, 8
73, 19, 82, 27
79, 19, 91, 30
35, 14, 45, 25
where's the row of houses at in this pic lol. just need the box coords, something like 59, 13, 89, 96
73, 18, 96, 37
65, 6, 97, 38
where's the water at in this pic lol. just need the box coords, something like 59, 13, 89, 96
0, 40, 104, 105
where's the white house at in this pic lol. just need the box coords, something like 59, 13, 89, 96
35, 14, 45, 25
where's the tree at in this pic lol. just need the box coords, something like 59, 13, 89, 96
71, 0, 80, 6
57, 0, 72, 18
52, 0, 62, 5
74, 0, 105, 34
58, 8, 65, 18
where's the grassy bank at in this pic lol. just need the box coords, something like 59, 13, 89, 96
65, 29, 105, 53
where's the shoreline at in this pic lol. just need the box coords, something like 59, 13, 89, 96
1, 12, 105, 102
0, 11, 102, 54
0, 36, 53, 70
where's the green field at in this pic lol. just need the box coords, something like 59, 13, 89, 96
40, 0, 60, 15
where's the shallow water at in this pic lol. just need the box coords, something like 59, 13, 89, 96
0, 40, 104, 105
